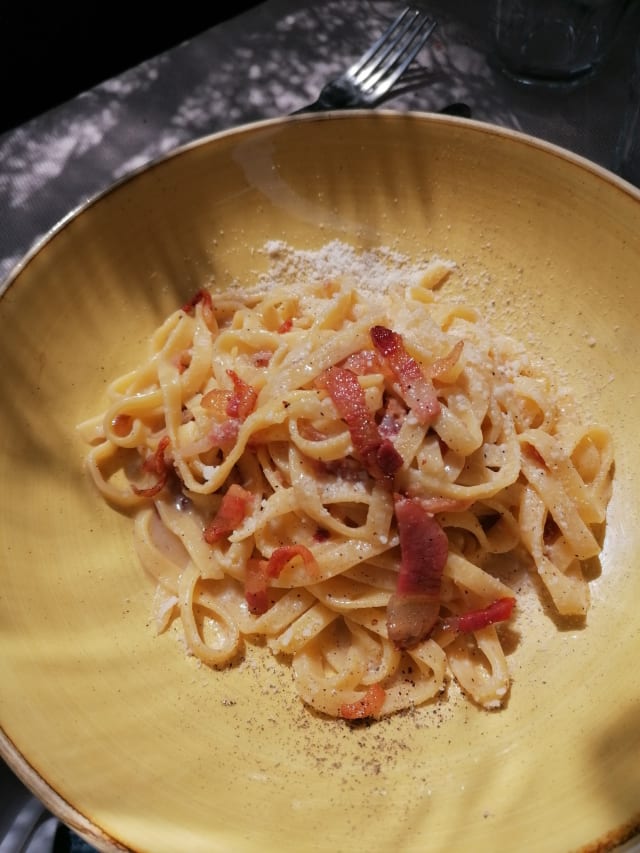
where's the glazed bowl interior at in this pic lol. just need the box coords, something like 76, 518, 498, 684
1, 112, 639, 853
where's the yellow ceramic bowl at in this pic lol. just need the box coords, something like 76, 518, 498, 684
1, 113, 639, 853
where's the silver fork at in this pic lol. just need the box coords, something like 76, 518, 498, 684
294, 7, 438, 113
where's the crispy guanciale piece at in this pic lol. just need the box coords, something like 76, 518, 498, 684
181, 288, 216, 331
370, 325, 441, 425
225, 369, 258, 420
203, 483, 254, 544
370, 328, 464, 428
441, 597, 515, 634
386, 494, 448, 649
245, 545, 319, 616
318, 366, 402, 480
339, 683, 386, 720
132, 435, 171, 498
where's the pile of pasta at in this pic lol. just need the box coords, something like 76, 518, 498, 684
78, 255, 613, 719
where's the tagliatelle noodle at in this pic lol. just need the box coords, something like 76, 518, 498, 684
77, 241, 613, 718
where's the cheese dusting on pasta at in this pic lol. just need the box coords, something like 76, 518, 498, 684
77, 242, 613, 719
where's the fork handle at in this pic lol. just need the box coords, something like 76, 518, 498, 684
292, 84, 361, 114
290, 101, 326, 114
438, 101, 472, 118
292, 96, 354, 114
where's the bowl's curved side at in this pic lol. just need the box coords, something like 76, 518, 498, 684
0, 113, 639, 853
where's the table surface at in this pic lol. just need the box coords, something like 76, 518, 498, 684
2, 0, 640, 286
1, 1, 639, 850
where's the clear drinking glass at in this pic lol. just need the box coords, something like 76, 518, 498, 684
489, 0, 629, 87
615, 38, 640, 185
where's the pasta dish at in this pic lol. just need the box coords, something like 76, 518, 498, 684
77, 242, 613, 720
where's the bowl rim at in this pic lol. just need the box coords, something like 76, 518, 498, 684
2, 107, 639, 853
2, 109, 639, 300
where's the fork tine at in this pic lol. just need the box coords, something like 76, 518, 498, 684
351, 12, 425, 86
292, 6, 438, 113
364, 16, 437, 97
346, 7, 415, 78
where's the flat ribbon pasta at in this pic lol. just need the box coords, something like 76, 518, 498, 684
77, 245, 613, 719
